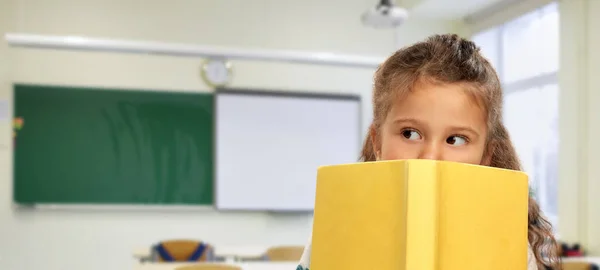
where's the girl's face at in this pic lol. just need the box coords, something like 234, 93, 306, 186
376, 81, 490, 165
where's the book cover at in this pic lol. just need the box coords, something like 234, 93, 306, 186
310, 159, 529, 270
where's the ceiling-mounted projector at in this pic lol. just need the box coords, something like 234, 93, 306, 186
362, 0, 409, 28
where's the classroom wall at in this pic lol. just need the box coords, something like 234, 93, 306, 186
0, 0, 465, 269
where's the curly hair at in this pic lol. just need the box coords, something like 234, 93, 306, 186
359, 34, 561, 269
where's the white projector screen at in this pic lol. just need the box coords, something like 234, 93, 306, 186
215, 89, 361, 211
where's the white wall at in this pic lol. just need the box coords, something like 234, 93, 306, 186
0, 0, 464, 269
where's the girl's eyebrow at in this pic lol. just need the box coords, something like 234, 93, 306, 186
450, 126, 480, 138
392, 117, 422, 126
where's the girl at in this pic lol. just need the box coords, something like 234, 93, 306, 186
296, 34, 560, 270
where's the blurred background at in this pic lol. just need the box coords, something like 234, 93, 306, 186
0, 0, 598, 269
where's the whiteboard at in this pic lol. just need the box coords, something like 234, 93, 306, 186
215, 89, 361, 211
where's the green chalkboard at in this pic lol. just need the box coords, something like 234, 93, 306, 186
13, 84, 214, 205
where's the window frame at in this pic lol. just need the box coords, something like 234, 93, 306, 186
471, 1, 559, 228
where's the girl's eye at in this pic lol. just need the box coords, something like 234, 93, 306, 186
446, 135, 467, 146
401, 129, 422, 140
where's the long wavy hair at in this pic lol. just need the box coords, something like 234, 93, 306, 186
359, 34, 561, 269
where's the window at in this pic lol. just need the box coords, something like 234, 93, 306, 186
472, 2, 559, 228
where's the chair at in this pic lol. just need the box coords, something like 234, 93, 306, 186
151, 239, 214, 262
175, 264, 242, 270
562, 262, 599, 270
264, 245, 304, 261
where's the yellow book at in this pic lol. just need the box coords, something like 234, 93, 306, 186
310, 159, 529, 270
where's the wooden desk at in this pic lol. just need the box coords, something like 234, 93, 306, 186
562, 257, 600, 266
133, 256, 600, 270
134, 246, 269, 262
214, 246, 270, 259
134, 262, 297, 270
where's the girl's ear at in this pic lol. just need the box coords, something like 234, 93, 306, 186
481, 142, 494, 166
369, 125, 381, 161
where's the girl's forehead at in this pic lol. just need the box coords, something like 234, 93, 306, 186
388, 82, 487, 127
404, 81, 482, 105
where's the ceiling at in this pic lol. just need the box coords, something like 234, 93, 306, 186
402, 0, 507, 20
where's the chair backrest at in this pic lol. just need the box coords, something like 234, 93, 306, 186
153, 240, 214, 262
175, 263, 242, 270
265, 245, 304, 261
563, 262, 599, 270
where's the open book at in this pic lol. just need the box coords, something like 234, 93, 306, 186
310, 159, 529, 270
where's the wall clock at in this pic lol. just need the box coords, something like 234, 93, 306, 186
200, 58, 233, 88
